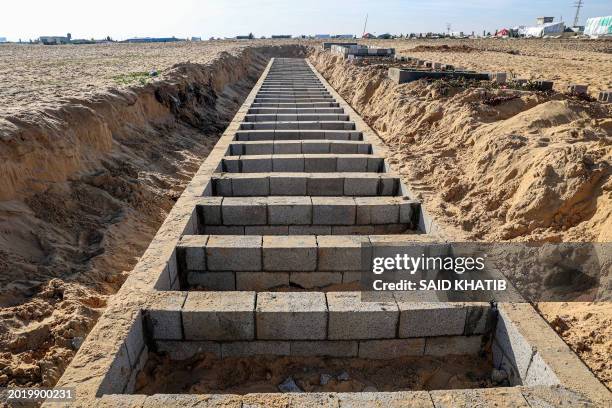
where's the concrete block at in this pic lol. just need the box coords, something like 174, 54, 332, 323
568, 84, 588, 95
330, 142, 358, 154
256, 292, 327, 340
379, 176, 398, 195
430, 388, 531, 408
197, 197, 223, 226
222, 341, 291, 357
203, 225, 245, 235
213, 177, 233, 196
302, 141, 330, 154
289, 225, 332, 235
396, 302, 467, 338
274, 141, 302, 154
308, 174, 344, 195
244, 226, 287, 235
182, 292, 255, 341
155, 340, 221, 360
337, 155, 367, 172
231, 175, 270, 196
206, 235, 262, 271
291, 341, 358, 357
598, 90, 612, 103
524, 351, 559, 386
223, 157, 241, 172
304, 154, 336, 172
146, 294, 186, 340
290, 271, 342, 288
222, 197, 267, 225
270, 174, 307, 195
317, 236, 370, 271
424, 335, 483, 356
344, 176, 379, 196
494, 308, 535, 378
267, 196, 312, 225
327, 292, 398, 339
263, 236, 317, 271
178, 235, 208, 271
338, 392, 433, 408
489, 72, 507, 83
124, 312, 145, 366
367, 156, 384, 172
355, 197, 400, 224
236, 271, 289, 291
96, 343, 132, 394
464, 303, 492, 335
273, 154, 305, 171
359, 339, 425, 358
289, 393, 340, 408
331, 225, 374, 235
241, 155, 272, 172
535, 80, 554, 91
312, 197, 356, 225
243, 142, 274, 155
187, 271, 235, 290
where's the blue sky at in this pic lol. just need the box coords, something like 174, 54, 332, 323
0, 0, 610, 41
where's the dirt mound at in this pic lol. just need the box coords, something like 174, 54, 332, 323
0, 45, 307, 387
411, 44, 475, 53
309, 50, 612, 386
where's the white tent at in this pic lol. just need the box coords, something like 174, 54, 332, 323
584, 16, 612, 37
519, 22, 565, 37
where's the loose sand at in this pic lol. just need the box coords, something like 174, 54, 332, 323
135, 353, 496, 394
0, 38, 610, 391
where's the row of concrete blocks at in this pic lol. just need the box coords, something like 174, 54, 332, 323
239, 121, 355, 131
322, 41, 358, 50
250, 102, 341, 108
253, 97, 335, 103
244, 113, 348, 122
248, 107, 345, 114
221, 154, 384, 173
233, 129, 362, 141
199, 224, 409, 237
178, 233, 443, 272
211, 172, 400, 197
147, 291, 492, 341
195, 196, 417, 226
186, 268, 366, 291
257, 90, 330, 95
598, 89, 612, 102
229, 140, 371, 155
330, 44, 395, 56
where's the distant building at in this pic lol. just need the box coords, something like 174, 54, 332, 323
315, 34, 331, 39
536, 17, 554, 25
0, 37, 6, 43
191, 37, 201, 41
362, 33, 376, 39
125, 37, 183, 43
584, 16, 612, 37
335, 34, 355, 39
271, 35, 291, 39
39, 33, 71, 45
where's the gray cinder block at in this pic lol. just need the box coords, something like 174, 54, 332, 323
182, 292, 255, 341
187, 271, 235, 290
197, 197, 223, 226
344, 176, 380, 196
289, 271, 342, 288
221, 341, 291, 358
231, 175, 270, 196
424, 335, 483, 356
178, 235, 208, 271
146, 294, 186, 340
308, 174, 344, 195
263, 236, 317, 271
396, 301, 467, 338
317, 236, 370, 271
359, 339, 425, 358
241, 155, 273, 172
272, 154, 305, 171
337, 155, 368, 172
327, 292, 398, 339
267, 196, 312, 225
270, 174, 308, 195
256, 292, 327, 340
291, 341, 358, 357
206, 235, 262, 271
355, 197, 400, 224
222, 197, 267, 225
304, 154, 337, 172
312, 197, 356, 225
236, 272, 289, 291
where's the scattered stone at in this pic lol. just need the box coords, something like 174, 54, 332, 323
320, 373, 332, 385
337, 371, 350, 381
149, 70, 158, 77
71, 337, 84, 350
278, 376, 303, 393
491, 368, 508, 384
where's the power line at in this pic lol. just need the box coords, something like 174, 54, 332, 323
573, 0, 584, 27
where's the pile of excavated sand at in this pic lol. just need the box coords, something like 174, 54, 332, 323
310, 50, 611, 387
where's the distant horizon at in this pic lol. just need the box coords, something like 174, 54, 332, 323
1, 0, 610, 42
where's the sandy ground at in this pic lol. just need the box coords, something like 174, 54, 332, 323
136, 353, 495, 394
310, 45, 611, 388
368, 38, 612, 97
0, 38, 610, 392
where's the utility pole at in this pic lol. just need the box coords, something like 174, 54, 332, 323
573, 0, 583, 27
446, 23, 451, 36
362, 14, 369, 37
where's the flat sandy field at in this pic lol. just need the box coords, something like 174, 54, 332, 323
0, 38, 610, 392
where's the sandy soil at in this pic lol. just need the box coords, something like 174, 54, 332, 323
310, 47, 611, 387
0, 40, 303, 117
135, 353, 495, 394
368, 38, 612, 97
